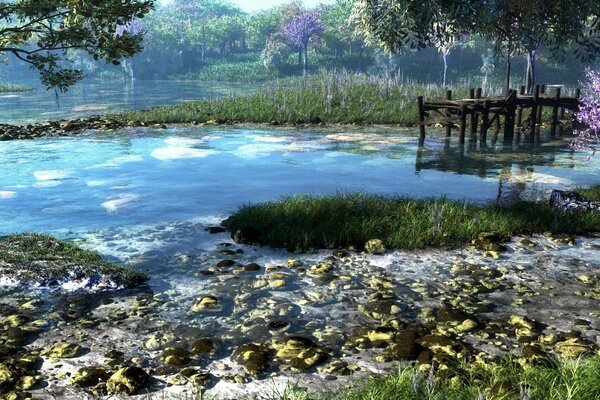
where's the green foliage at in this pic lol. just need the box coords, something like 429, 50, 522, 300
222, 186, 600, 252
0, 0, 154, 90
180, 60, 277, 82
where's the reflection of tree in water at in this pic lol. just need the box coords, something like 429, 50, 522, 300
415, 131, 577, 202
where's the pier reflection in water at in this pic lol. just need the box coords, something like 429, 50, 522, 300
415, 128, 580, 202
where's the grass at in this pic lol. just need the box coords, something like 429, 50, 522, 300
177, 60, 278, 83
222, 185, 600, 252
0, 233, 147, 288
111, 72, 566, 127
284, 356, 600, 400
0, 83, 31, 93
112, 73, 471, 126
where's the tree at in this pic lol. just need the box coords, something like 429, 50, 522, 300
574, 68, 600, 158
282, 10, 323, 75
0, 0, 154, 91
352, 0, 600, 91
473, 0, 600, 92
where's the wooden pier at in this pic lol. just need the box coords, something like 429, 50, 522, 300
416, 84, 581, 146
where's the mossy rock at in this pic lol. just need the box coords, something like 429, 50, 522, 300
191, 338, 216, 355
384, 329, 422, 360
232, 343, 273, 375
365, 239, 385, 255
276, 336, 327, 371
71, 367, 110, 387
162, 347, 193, 366
106, 367, 149, 395
43, 343, 81, 359
190, 296, 220, 313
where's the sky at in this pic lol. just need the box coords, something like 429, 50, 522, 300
159, 0, 334, 13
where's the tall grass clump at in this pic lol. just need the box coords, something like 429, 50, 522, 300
332, 356, 600, 400
0, 83, 31, 93
223, 186, 600, 252
113, 72, 469, 126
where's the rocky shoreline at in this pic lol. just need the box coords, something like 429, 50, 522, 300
1, 224, 600, 399
0, 117, 168, 141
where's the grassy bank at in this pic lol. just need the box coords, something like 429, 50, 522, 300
0, 233, 147, 288
112, 73, 564, 127
222, 186, 600, 252
0, 83, 31, 93
113, 74, 468, 126
282, 356, 600, 400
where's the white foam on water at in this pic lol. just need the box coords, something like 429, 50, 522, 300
232, 143, 283, 159
507, 171, 573, 186
86, 180, 110, 187
33, 181, 64, 188
0, 191, 16, 199
101, 194, 140, 213
151, 147, 219, 160
164, 137, 204, 147
249, 134, 290, 143
90, 154, 144, 168
33, 170, 72, 181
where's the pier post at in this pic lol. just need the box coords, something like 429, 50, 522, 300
469, 88, 476, 140
417, 96, 426, 146
516, 85, 525, 127
530, 84, 540, 139
536, 84, 546, 123
551, 87, 561, 136
459, 104, 467, 144
572, 88, 581, 129
504, 90, 516, 143
481, 99, 490, 143
445, 90, 452, 137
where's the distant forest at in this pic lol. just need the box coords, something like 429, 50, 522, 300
0, 0, 596, 87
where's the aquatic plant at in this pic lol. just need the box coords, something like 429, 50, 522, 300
573, 68, 600, 158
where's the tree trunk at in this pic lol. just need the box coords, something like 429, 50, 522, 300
298, 48, 302, 68
302, 44, 308, 75
525, 48, 537, 94
442, 48, 449, 87
505, 40, 512, 93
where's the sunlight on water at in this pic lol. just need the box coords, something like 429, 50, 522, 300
1, 127, 598, 236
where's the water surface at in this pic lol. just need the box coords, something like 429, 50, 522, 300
0, 80, 257, 124
1, 127, 597, 236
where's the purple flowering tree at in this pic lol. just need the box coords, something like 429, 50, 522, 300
282, 11, 323, 75
573, 68, 600, 158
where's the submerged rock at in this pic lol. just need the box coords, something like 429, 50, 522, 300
162, 347, 193, 366
43, 343, 81, 359
190, 296, 221, 312
191, 338, 216, 355
106, 367, 149, 395
232, 343, 273, 375
71, 367, 110, 387
275, 336, 327, 371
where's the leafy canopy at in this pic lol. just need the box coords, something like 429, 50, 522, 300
0, 0, 154, 91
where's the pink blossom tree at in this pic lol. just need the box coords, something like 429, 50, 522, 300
574, 69, 600, 158
282, 11, 323, 75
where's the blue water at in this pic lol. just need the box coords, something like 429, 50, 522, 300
0, 80, 257, 124
1, 127, 598, 236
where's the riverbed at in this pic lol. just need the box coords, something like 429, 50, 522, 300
1, 126, 599, 399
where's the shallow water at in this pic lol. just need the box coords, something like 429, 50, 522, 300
1, 127, 600, 398
0, 80, 257, 124
1, 126, 598, 237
